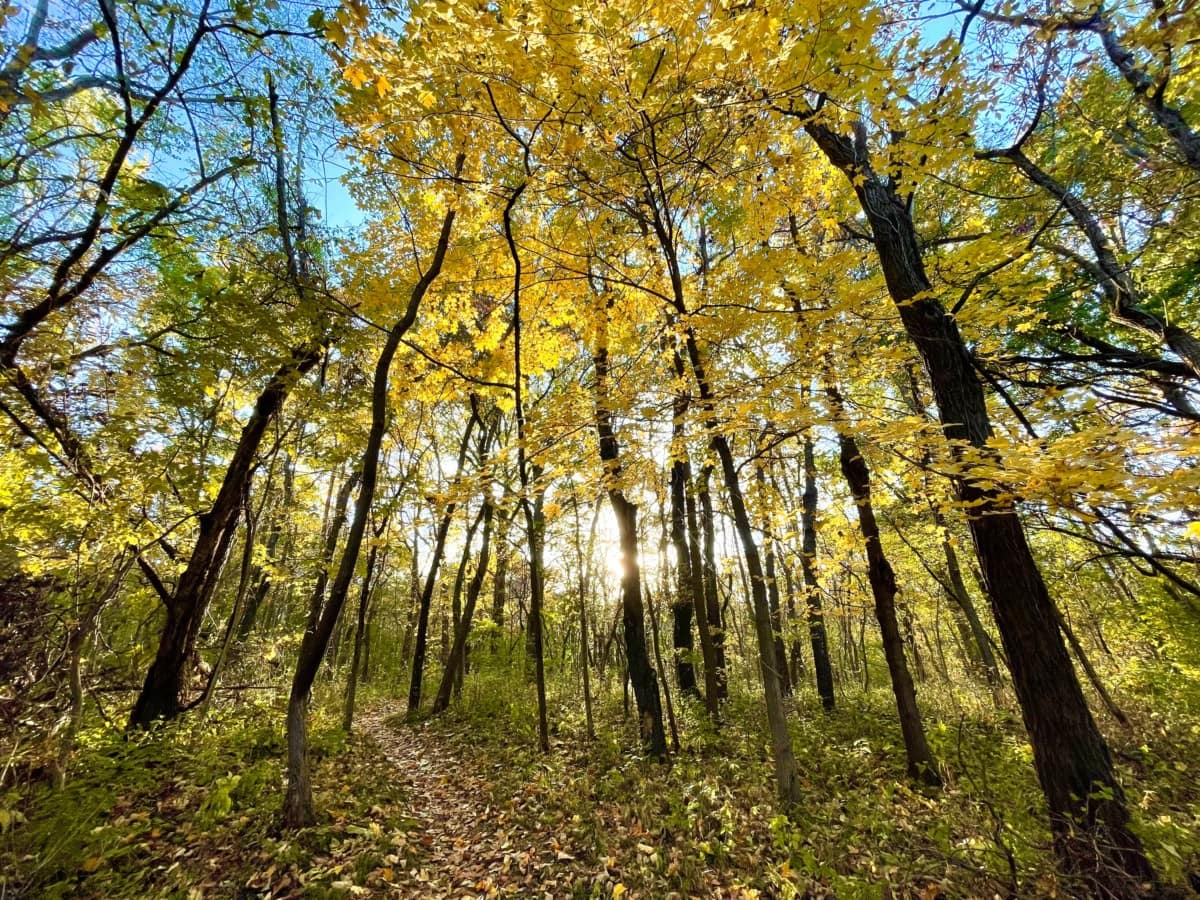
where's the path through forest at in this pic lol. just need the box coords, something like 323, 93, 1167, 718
360, 708, 604, 897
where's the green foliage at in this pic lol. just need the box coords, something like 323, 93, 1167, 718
1, 696, 411, 898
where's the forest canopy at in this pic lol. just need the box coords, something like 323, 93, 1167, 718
2, 0, 1199, 897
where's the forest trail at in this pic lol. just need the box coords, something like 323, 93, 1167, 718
359, 708, 600, 897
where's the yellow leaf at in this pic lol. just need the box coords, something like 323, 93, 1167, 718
344, 64, 370, 90
612, 885, 627, 898
82, 856, 103, 873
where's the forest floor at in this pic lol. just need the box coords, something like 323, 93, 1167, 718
357, 707, 765, 898
6, 676, 1200, 898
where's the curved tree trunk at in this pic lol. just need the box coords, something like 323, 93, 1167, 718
129, 344, 323, 728
283, 206, 455, 828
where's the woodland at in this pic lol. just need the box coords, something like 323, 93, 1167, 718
2, 0, 1200, 897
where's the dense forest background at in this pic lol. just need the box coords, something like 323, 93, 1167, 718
2, 0, 1199, 896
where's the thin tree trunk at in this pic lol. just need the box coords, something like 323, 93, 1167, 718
669, 457, 698, 696
433, 499, 495, 714
800, 432, 836, 711
697, 466, 728, 699
829, 386, 940, 786
503, 182, 550, 753
645, 583, 681, 753
685, 468, 721, 717
282, 205, 455, 828
407, 410, 478, 716
343, 541, 381, 732
572, 490, 600, 740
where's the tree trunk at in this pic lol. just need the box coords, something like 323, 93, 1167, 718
407, 410, 478, 716
697, 466, 728, 699
434, 499, 494, 714
283, 206, 455, 828
669, 457, 698, 696
756, 461, 792, 697
343, 542, 380, 732
829, 387, 940, 786
800, 432, 836, 711
504, 182, 550, 754
685, 468, 721, 717
592, 330, 667, 758
130, 344, 323, 728
806, 120, 1153, 892
645, 582, 681, 753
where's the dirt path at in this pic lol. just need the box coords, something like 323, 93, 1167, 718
359, 708, 600, 897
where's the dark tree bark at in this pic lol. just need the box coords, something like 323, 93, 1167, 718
502, 181, 550, 753
684, 467, 721, 717
128, 343, 323, 728
433, 498, 494, 715
804, 118, 1154, 892
282, 206, 455, 828
669, 456, 698, 696
697, 466, 728, 700
407, 410, 479, 716
828, 386, 941, 786
799, 432, 836, 711
592, 334, 667, 758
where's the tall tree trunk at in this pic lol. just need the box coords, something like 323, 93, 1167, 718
591, 309, 667, 758
282, 206, 455, 828
829, 386, 940, 786
503, 182, 550, 753
800, 432, 836, 711
697, 466, 728, 700
805, 120, 1153, 891
669, 457, 698, 696
685, 468, 721, 717
433, 499, 495, 714
407, 411, 478, 716
645, 582, 681, 753
343, 541, 381, 732
129, 344, 323, 728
